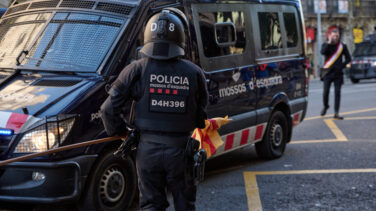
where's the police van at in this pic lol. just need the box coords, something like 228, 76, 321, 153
0, 0, 308, 210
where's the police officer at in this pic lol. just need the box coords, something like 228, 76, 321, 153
101, 9, 208, 211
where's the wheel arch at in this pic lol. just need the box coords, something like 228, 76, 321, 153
79, 144, 137, 210
270, 93, 293, 143
80, 131, 136, 205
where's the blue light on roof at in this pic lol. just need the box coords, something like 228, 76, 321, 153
0, 129, 14, 136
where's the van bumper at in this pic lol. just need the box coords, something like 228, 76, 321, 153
289, 97, 308, 123
0, 155, 97, 204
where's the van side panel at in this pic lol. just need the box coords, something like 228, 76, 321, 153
190, 1, 307, 158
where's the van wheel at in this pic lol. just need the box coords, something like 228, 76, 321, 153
255, 111, 288, 159
350, 78, 359, 84
80, 150, 137, 211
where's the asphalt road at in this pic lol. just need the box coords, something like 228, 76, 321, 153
192, 78, 376, 211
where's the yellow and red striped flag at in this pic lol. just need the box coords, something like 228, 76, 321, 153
192, 116, 231, 158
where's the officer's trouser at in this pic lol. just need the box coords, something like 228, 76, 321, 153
136, 134, 196, 211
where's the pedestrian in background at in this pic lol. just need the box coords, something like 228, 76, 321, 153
320, 29, 351, 119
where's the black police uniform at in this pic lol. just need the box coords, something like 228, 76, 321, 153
320, 42, 351, 115
106, 57, 208, 210
101, 9, 209, 210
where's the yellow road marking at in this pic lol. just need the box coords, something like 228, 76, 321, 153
290, 139, 345, 144
244, 109, 376, 210
244, 173, 262, 211
291, 118, 347, 144
292, 116, 376, 144
292, 109, 376, 144
323, 119, 347, 141
244, 168, 376, 211
304, 107, 376, 121
344, 116, 376, 120
246, 169, 376, 176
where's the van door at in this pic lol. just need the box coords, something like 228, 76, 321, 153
250, 4, 305, 123
191, 3, 258, 154
191, 3, 256, 112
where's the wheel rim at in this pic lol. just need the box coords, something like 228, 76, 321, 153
99, 166, 126, 204
271, 123, 283, 147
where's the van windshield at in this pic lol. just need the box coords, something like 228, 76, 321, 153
353, 42, 376, 57
0, 12, 126, 72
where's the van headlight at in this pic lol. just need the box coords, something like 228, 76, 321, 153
372, 61, 376, 67
14, 115, 76, 153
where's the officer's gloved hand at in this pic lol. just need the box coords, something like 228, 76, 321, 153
117, 125, 134, 140
114, 125, 129, 137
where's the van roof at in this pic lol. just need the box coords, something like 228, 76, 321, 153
4, 0, 139, 18
8, 0, 300, 6
194, 0, 300, 3
4, 0, 300, 19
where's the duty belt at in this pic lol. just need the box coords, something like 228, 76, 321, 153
140, 133, 189, 148
141, 130, 190, 137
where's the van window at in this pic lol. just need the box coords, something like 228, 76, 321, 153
258, 12, 282, 50
0, 13, 52, 67
198, 11, 246, 57
252, 4, 303, 59
283, 13, 298, 48
0, 12, 126, 72
25, 13, 124, 72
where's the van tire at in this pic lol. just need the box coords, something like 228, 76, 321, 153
80, 150, 137, 211
255, 111, 287, 159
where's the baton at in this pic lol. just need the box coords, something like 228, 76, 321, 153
0, 135, 127, 167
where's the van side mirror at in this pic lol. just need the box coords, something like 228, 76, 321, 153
214, 22, 237, 47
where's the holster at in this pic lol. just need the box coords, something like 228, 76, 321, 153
185, 137, 207, 186
193, 149, 207, 186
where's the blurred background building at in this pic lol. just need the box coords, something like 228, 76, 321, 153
302, 0, 376, 78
